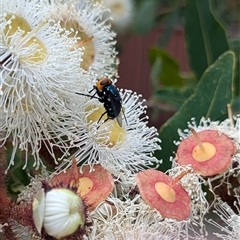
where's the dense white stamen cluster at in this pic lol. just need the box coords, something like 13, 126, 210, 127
167, 165, 209, 236
0, 0, 89, 170
56, 89, 161, 175
45, 0, 119, 77
89, 194, 207, 240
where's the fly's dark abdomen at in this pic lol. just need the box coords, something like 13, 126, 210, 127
103, 101, 116, 119
102, 85, 122, 118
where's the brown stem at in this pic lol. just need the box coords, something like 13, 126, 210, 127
169, 169, 192, 188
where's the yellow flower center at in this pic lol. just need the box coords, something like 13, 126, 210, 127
77, 177, 93, 196
4, 14, 47, 63
60, 20, 95, 70
192, 142, 216, 162
155, 182, 176, 203
86, 104, 126, 147
112, 3, 125, 14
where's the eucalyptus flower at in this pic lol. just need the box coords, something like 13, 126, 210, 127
46, 0, 119, 77
12, 160, 209, 239
56, 88, 161, 176
174, 116, 240, 186
133, 165, 209, 237
176, 116, 240, 161
89, 193, 207, 239
0, 0, 88, 170
167, 165, 209, 231
101, 0, 135, 33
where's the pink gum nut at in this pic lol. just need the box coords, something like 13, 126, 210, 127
176, 130, 236, 176
50, 160, 114, 211
136, 169, 191, 221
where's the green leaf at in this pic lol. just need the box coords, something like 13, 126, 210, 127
184, 0, 229, 80
155, 51, 235, 171
5, 148, 30, 197
229, 39, 240, 96
155, 84, 195, 109
149, 48, 184, 87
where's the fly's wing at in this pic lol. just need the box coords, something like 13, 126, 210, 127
116, 106, 128, 127
116, 112, 123, 127
121, 106, 128, 125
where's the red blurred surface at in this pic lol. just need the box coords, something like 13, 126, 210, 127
117, 27, 191, 128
